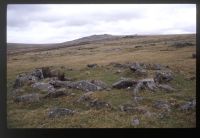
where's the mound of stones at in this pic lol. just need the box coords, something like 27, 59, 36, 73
12, 66, 109, 104
112, 62, 175, 94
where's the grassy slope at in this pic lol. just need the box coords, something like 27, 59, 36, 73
7, 34, 196, 128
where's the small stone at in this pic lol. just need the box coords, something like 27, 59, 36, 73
131, 118, 140, 126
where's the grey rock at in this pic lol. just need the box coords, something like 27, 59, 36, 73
48, 108, 75, 118
154, 71, 173, 83
13, 93, 40, 103
70, 80, 101, 92
31, 82, 55, 93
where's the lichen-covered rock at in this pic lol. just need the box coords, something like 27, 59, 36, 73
48, 108, 75, 118
13, 93, 40, 103
31, 69, 44, 80
31, 82, 55, 93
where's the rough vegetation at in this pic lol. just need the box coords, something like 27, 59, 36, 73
7, 34, 196, 128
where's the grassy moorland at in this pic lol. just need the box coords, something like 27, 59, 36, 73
7, 34, 196, 128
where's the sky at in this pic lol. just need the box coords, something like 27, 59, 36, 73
7, 4, 196, 44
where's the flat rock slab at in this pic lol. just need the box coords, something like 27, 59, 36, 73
13, 93, 40, 103
48, 108, 75, 118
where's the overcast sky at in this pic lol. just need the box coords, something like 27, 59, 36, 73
7, 4, 196, 44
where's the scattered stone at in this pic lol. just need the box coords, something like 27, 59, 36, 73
179, 99, 196, 111
131, 118, 140, 126
192, 53, 196, 58
88, 99, 111, 109
31, 82, 55, 93
87, 64, 98, 68
154, 71, 173, 83
48, 108, 75, 118
70, 80, 101, 92
13, 93, 40, 103
43, 88, 67, 98
153, 100, 171, 112
112, 80, 136, 89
